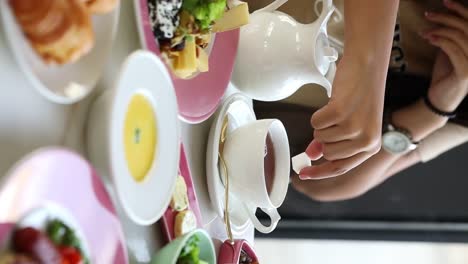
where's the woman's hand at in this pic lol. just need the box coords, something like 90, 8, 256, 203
300, 55, 384, 180
422, 0, 468, 113
299, 0, 399, 180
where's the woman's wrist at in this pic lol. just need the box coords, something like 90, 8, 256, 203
427, 82, 466, 113
342, 43, 389, 72
392, 99, 448, 142
423, 93, 457, 118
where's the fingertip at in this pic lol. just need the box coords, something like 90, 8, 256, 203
299, 173, 322, 180
299, 166, 314, 179
299, 166, 323, 180
305, 140, 323, 160
426, 34, 440, 44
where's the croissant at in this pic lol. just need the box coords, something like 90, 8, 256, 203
9, 0, 94, 65
81, 0, 118, 14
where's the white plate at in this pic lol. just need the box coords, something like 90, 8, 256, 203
86, 50, 180, 226
0, 1, 120, 104
206, 93, 255, 236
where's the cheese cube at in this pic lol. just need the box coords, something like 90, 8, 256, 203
197, 47, 209, 72
174, 37, 197, 78
212, 3, 249, 33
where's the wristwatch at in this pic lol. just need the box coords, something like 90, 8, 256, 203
382, 112, 419, 155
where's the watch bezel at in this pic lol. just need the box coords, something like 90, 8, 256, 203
382, 130, 417, 154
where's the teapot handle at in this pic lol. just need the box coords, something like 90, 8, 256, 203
324, 62, 336, 97
315, 0, 343, 24
314, 0, 332, 16
254, 0, 288, 13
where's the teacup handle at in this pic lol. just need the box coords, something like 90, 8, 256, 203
254, 0, 288, 13
242, 203, 281, 234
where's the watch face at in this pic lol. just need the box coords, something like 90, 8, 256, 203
383, 131, 411, 154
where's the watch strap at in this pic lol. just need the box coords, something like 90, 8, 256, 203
383, 110, 419, 145
388, 124, 420, 146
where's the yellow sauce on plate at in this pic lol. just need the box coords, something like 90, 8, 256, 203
123, 94, 157, 182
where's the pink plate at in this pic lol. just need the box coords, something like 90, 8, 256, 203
136, 0, 240, 124
0, 148, 128, 263
160, 144, 203, 242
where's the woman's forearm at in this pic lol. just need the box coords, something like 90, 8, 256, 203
392, 99, 447, 141
384, 150, 421, 178
344, 0, 399, 65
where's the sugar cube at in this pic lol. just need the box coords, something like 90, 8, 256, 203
292, 152, 311, 174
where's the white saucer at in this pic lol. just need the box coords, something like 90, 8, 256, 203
206, 93, 255, 236
0, 1, 120, 104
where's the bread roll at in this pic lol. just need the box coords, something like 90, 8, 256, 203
174, 210, 197, 237
10, 0, 94, 64
170, 175, 189, 212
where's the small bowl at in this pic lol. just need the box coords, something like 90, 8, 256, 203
86, 50, 180, 225
0, 147, 128, 263
152, 229, 216, 264
218, 239, 259, 264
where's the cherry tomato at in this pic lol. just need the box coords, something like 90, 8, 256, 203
58, 246, 82, 264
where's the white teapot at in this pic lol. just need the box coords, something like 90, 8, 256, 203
232, 0, 338, 101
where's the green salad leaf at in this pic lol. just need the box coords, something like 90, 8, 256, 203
47, 219, 67, 245
182, 0, 226, 30
177, 235, 208, 264
46, 219, 89, 264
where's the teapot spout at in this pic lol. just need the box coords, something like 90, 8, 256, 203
254, 0, 288, 13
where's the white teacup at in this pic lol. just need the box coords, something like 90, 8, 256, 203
223, 119, 290, 233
